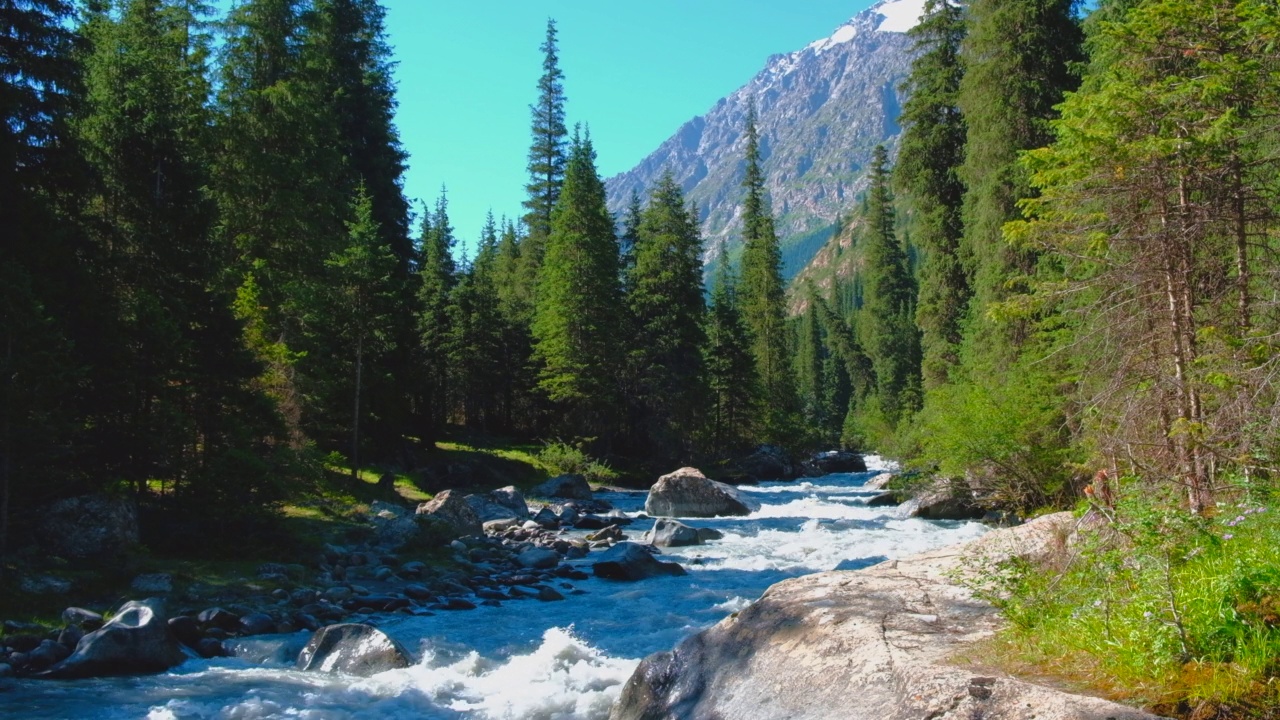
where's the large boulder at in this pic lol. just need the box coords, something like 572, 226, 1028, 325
733, 445, 800, 481
593, 542, 687, 581
368, 500, 419, 549
807, 450, 868, 475
641, 519, 704, 548
530, 474, 593, 500
415, 489, 482, 537
900, 477, 984, 521
465, 486, 531, 524
295, 623, 412, 676
40, 599, 186, 679
37, 494, 139, 560
489, 486, 530, 518
609, 514, 1164, 720
645, 468, 758, 518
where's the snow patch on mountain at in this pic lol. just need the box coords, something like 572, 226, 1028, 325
875, 0, 928, 33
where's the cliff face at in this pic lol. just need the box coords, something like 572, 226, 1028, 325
609, 513, 1168, 720
605, 0, 923, 279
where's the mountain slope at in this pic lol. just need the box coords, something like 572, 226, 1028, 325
605, 0, 924, 279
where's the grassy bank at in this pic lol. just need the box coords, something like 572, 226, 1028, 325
968, 482, 1280, 719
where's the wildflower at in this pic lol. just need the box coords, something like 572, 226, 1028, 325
1223, 533, 1235, 540
1144, 611, 1153, 619
1227, 515, 1246, 527
1092, 599, 1103, 608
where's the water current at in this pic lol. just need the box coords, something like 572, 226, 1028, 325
6, 458, 988, 719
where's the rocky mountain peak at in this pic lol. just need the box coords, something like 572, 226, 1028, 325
605, 0, 925, 278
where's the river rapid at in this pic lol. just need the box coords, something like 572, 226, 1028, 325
6, 458, 988, 720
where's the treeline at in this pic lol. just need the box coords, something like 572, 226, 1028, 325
0, 3, 812, 554
810, 0, 1280, 515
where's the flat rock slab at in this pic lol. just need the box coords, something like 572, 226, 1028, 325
610, 513, 1168, 720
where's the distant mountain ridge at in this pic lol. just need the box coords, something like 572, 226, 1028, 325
604, 0, 925, 279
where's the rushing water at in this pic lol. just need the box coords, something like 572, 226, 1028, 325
5, 459, 988, 720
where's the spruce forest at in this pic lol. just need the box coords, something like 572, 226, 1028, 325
5, 0, 1280, 712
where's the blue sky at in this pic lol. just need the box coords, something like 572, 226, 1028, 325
387, 1, 885, 252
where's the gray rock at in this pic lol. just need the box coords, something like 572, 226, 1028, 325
61, 604, 103, 627
19, 575, 72, 595
40, 599, 186, 679
644, 467, 758, 518
532, 507, 560, 529
195, 637, 226, 658
808, 450, 867, 474
296, 623, 412, 675
531, 474, 593, 500
696, 527, 724, 542
517, 547, 561, 570
902, 477, 984, 521
863, 472, 894, 491
225, 634, 309, 665
28, 639, 70, 670
609, 513, 1164, 720
586, 525, 624, 543
483, 518, 521, 533
733, 444, 800, 481
168, 616, 201, 648
130, 574, 173, 594
592, 542, 687, 581
0, 663, 12, 678
197, 607, 241, 632
489, 486, 530, 518
239, 613, 276, 636
464, 494, 520, 523
867, 491, 900, 507
641, 518, 703, 548
536, 586, 565, 602
58, 625, 85, 650
37, 494, 139, 561
368, 501, 420, 549
415, 489, 483, 537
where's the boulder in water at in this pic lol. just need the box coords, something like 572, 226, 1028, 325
593, 542, 686, 581
901, 477, 984, 520
531, 474, 593, 500
296, 623, 412, 676
40, 598, 187, 679
642, 518, 705, 548
807, 450, 868, 474
645, 468, 757, 518
733, 445, 800, 481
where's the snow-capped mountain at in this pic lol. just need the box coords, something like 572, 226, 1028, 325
605, 0, 925, 277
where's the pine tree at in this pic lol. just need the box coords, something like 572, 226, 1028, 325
447, 212, 505, 430
794, 288, 828, 440
626, 171, 708, 458
704, 248, 759, 455
895, 0, 969, 388
957, 0, 1082, 362
619, 188, 643, 283
737, 101, 800, 446
532, 128, 623, 440
858, 146, 922, 429
417, 190, 457, 431
517, 18, 569, 309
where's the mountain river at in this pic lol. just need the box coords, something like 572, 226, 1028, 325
5, 458, 988, 719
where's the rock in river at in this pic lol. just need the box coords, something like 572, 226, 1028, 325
530, 474, 593, 500
592, 542, 686, 581
644, 467, 758, 518
642, 518, 707, 548
40, 598, 186, 679
415, 489, 483, 537
296, 623, 412, 676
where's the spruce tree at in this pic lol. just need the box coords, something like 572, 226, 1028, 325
858, 146, 922, 429
704, 248, 759, 455
517, 18, 569, 309
737, 102, 800, 446
626, 171, 708, 458
531, 128, 622, 440
895, 0, 969, 388
417, 190, 457, 431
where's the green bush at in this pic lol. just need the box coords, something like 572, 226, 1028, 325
537, 441, 618, 485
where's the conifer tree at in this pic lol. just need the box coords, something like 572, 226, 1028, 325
895, 0, 968, 388
704, 248, 759, 455
417, 190, 457, 431
447, 212, 505, 430
626, 171, 708, 458
517, 18, 569, 310
532, 128, 622, 440
858, 146, 922, 429
737, 102, 800, 445
957, 0, 1082, 361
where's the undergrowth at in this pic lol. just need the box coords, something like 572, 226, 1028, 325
966, 477, 1280, 718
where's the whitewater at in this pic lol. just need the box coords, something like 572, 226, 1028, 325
5, 458, 989, 719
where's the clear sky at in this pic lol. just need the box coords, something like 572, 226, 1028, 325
386, 1, 884, 253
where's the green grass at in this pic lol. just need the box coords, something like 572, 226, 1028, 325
967, 484, 1280, 719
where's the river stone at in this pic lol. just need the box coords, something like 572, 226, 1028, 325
593, 542, 687, 581
296, 623, 412, 676
37, 494, 139, 561
808, 450, 867, 474
489, 486, 530, 517
696, 527, 724, 542
608, 513, 1165, 720
867, 491, 900, 507
239, 613, 276, 636
368, 501, 418, 549
58, 625, 85, 650
41, 598, 187, 679
734, 445, 800, 481
531, 474, 593, 500
642, 518, 703, 548
901, 477, 984, 520
130, 574, 173, 594
167, 616, 201, 648
517, 547, 561, 570
415, 489, 482, 537
19, 575, 72, 595
644, 468, 757, 518
28, 639, 70, 670
63, 607, 104, 629
197, 607, 241, 632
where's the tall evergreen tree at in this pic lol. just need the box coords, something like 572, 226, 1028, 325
858, 146, 922, 429
737, 101, 800, 445
625, 171, 708, 458
704, 247, 758, 455
416, 190, 457, 431
895, 0, 969, 388
446, 212, 505, 430
957, 0, 1082, 361
517, 18, 569, 310
531, 128, 622, 441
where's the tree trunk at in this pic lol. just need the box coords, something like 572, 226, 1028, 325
351, 334, 363, 482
